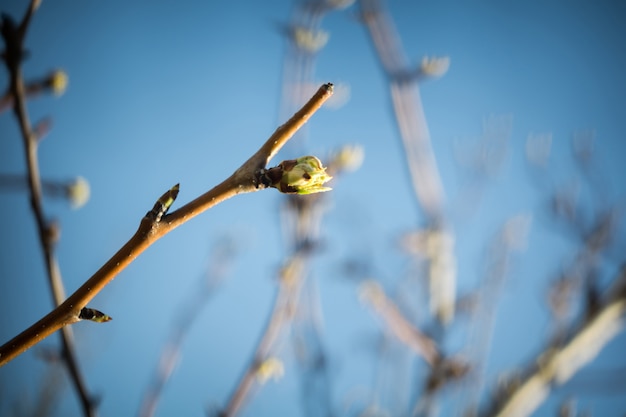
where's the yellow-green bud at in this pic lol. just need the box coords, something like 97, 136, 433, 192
49, 70, 69, 96
256, 357, 284, 384
276, 155, 333, 195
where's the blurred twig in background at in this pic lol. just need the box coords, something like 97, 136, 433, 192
482, 266, 626, 417
139, 238, 237, 417
1, 1, 97, 415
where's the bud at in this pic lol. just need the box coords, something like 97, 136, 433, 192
329, 144, 364, 173
270, 155, 333, 195
256, 357, 284, 384
48, 70, 68, 96
67, 176, 90, 209
294, 28, 329, 53
79, 307, 112, 323
420, 56, 450, 78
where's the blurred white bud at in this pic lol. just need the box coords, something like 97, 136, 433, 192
330, 144, 365, 173
420, 56, 450, 78
67, 176, 90, 209
256, 357, 285, 384
294, 27, 329, 53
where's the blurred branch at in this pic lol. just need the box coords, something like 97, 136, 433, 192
0, 82, 334, 366
359, 0, 456, 329
139, 239, 237, 417
0, 174, 90, 209
547, 208, 620, 341
359, 0, 446, 221
278, 3, 358, 412
0, 69, 68, 113
284, 191, 332, 417
220, 249, 310, 417
221, 144, 360, 416
482, 266, 626, 417
458, 214, 532, 415
359, 280, 439, 366
1, 1, 97, 416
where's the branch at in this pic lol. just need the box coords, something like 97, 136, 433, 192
138, 239, 236, 417
359, 280, 439, 366
1, 1, 97, 415
359, 0, 447, 221
220, 243, 310, 417
220, 147, 363, 416
0, 82, 333, 367
481, 266, 626, 417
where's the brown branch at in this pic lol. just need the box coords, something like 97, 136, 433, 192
1, 1, 98, 416
0, 82, 334, 367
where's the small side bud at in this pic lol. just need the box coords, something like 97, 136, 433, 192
79, 307, 112, 323
329, 144, 365, 173
45, 220, 61, 244
256, 357, 284, 384
420, 56, 450, 78
66, 176, 90, 209
293, 27, 329, 53
149, 183, 180, 221
47, 70, 68, 96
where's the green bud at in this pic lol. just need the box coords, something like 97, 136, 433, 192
276, 155, 332, 195
79, 307, 112, 323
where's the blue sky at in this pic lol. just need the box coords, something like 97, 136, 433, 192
1, 1, 625, 416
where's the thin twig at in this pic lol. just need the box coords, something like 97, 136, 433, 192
0, 82, 333, 366
359, 0, 446, 220
1, 1, 98, 415
138, 239, 236, 417
359, 280, 440, 366
220, 235, 311, 417
222, 152, 345, 416
481, 266, 626, 417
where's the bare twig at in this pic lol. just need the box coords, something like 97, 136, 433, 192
221, 146, 355, 416
0, 70, 67, 113
221, 251, 309, 417
0, 82, 333, 366
481, 266, 626, 417
139, 239, 236, 417
359, 280, 439, 366
359, 0, 446, 220
1, 1, 97, 415
359, 0, 456, 330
